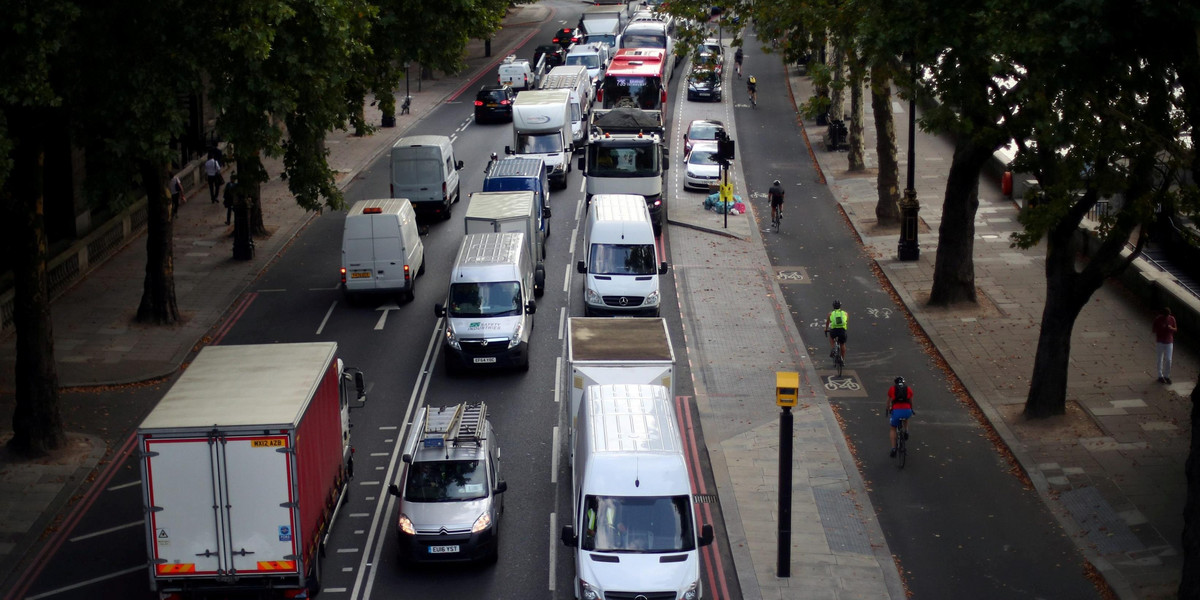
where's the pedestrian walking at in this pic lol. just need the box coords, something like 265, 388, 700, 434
170, 174, 185, 217
205, 156, 223, 203
223, 173, 239, 225
1152, 306, 1177, 384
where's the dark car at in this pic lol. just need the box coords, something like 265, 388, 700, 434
474, 85, 516, 123
686, 67, 722, 102
552, 27, 581, 49
533, 44, 566, 69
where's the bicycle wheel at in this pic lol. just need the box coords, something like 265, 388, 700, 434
834, 352, 843, 378
896, 424, 908, 469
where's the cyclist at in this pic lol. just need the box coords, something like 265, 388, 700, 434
747, 75, 757, 106
825, 300, 847, 361
734, 46, 744, 78
887, 376, 914, 457
768, 179, 785, 226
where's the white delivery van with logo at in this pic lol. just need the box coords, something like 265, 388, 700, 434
341, 198, 425, 302
509, 89, 573, 189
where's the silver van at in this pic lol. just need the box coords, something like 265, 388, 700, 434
435, 232, 537, 373
387, 402, 506, 564
576, 194, 668, 316
341, 199, 425, 302
390, 135, 464, 220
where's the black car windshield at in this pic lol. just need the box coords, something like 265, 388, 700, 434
404, 460, 488, 502
448, 282, 522, 317
589, 243, 656, 275
517, 132, 564, 154
587, 145, 658, 177
580, 495, 694, 552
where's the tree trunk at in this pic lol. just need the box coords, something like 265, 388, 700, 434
3, 109, 64, 457
828, 45, 845, 122
1182, 382, 1200, 599
234, 154, 269, 237
136, 161, 180, 324
928, 139, 992, 305
870, 66, 899, 224
846, 53, 865, 172
1023, 242, 1091, 417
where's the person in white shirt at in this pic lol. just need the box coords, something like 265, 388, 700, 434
204, 156, 222, 203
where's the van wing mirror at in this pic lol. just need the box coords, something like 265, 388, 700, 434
699, 524, 714, 547
494, 480, 508, 494
543, 206, 552, 219
456, 160, 464, 170
505, 145, 514, 155
577, 156, 585, 171
434, 303, 447, 318
560, 525, 578, 548
525, 300, 537, 314
387, 484, 401, 498
659, 261, 669, 275
663, 154, 669, 169
577, 260, 586, 274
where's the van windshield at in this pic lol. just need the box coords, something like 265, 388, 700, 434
620, 33, 666, 49
600, 75, 662, 110
449, 281, 522, 317
589, 243, 656, 275
581, 495, 694, 552
566, 54, 601, 69
404, 460, 488, 502
517, 132, 565, 154
587, 145, 659, 177
392, 156, 442, 185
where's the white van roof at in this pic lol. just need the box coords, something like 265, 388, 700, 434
591, 194, 651, 223
456, 232, 526, 267
466, 191, 534, 221
348, 198, 411, 217
394, 134, 451, 149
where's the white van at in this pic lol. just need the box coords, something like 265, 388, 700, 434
498, 55, 537, 90
435, 232, 537, 374
390, 135, 463, 220
565, 43, 611, 90
540, 65, 593, 147
576, 194, 667, 316
341, 199, 425, 302
560, 383, 714, 600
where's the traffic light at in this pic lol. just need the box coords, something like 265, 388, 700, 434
715, 131, 735, 163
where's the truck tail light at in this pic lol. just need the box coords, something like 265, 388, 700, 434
340, 267, 346, 284
404, 264, 411, 284
442, 182, 448, 200
661, 89, 667, 105
596, 89, 603, 103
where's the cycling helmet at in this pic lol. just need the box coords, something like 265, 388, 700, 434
773, 179, 781, 186
894, 376, 905, 385
832, 300, 841, 309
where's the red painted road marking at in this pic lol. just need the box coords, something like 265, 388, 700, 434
210, 292, 258, 345
676, 395, 732, 600
4, 433, 139, 600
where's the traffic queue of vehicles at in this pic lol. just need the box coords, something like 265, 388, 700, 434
138, 5, 720, 599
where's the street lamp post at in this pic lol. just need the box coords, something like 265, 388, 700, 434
898, 56, 920, 261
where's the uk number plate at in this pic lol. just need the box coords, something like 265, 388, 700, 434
428, 545, 459, 554
473, 357, 498, 364
350, 272, 371, 279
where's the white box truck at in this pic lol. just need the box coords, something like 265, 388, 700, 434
566, 317, 674, 454
560, 383, 714, 600
509, 89, 573, 189
137, 343, 366, 598
540, 65, 593, 147
465, 190, 549, 296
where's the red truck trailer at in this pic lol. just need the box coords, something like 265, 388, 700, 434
137, 343, 366, 599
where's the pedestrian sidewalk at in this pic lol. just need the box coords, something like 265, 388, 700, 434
0, 5, 550, 595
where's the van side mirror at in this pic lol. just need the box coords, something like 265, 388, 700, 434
387, 484, 401, 498
456, 160, 464, 170
525, 300, 537, 314
577, 260, 586, 274
543, 206, 552, 219
699, 524, 714, 547
561, 526, 578, 547
434, 304, 446, 318
505, 145, 514, 155
659, 261, 669, 275
494, 481, 508, 494
663, 155, 669, 169
577, 156, 585, 171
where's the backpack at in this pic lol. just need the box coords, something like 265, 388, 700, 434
748, 75, 757, 85
892, 383, 908, 405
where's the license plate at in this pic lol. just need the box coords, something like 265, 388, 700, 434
473, 357, 498, 364
428, 545, 460, 554
487, 103, 498, 107
350, 272, 371, 279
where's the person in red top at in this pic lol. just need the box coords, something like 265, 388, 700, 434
1152, 307, 1177, 384
887, 376, 913, 457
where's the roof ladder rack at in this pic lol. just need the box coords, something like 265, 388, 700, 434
453, 402, 486, 444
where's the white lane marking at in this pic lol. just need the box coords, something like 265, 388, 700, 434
324, 588, 348, 593
337, 548, 360, 553
349, 513, 370, 518
26, 565, 145, 599
69, 520, 142, 542
548, 513, 558, 592
369, 452, 388, 457
569, 228, 577, 255
575, 198, 583, 221
359, 481, 380, 486
558, 308, 566, 340
257, 288, 287, 292
374, 302, 400, 331
355, 530, 365, 535
551, 426, 560, 484
309, 285, 341, 290
343, 567, 354, 572
563, 264, 571, 294
106, 480, 139, 492
554, 357, 563, 402
316, 301, 337, 335
379, 426, 397, 430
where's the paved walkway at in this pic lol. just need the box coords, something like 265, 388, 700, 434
0, 9, 1193, 600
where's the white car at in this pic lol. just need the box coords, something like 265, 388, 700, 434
684, 141, 722, 191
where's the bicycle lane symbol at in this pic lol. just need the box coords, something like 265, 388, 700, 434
824, 376, 861, 391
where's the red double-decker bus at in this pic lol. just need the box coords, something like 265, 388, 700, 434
597, 48, 667, 112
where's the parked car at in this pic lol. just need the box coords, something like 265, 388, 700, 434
684, 141, 722, 191
686, 67, 722, 102
474, 85, 517, 123
684, 119, 724, 156
533, 44, 566, 69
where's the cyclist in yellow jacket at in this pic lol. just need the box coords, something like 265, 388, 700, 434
826, 300, 848, 361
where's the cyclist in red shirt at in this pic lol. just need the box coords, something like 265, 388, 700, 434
887, 376, 913, 457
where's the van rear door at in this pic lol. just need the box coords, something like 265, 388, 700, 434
343, 215, 378, 291
371, 214, 408, 291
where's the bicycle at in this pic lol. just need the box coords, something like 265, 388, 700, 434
747, 76, 757, 108
892, 417, 909, 468
771, 205, 782, 233
826, 330, 844, 377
